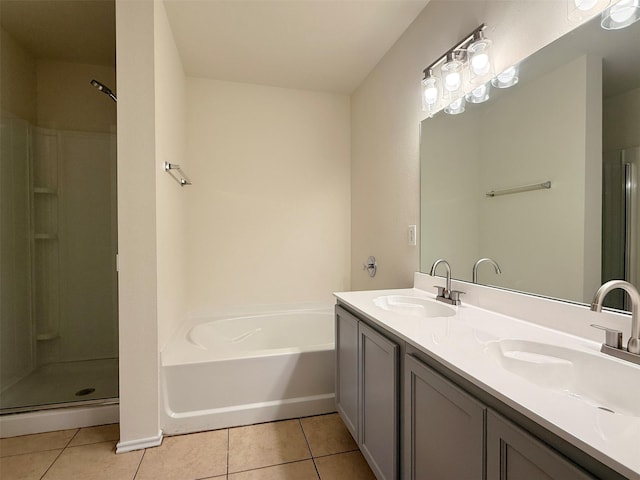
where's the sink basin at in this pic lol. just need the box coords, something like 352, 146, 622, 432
486, 339, 640, 417
373, 295, 456, 318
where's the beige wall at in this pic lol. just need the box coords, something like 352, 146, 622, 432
0, 28, 37, 123
604, 87, 640, 152
351, 0, 603, 290
154, 1, 188, 351
185, 79, 351, 313
36, 60, 116, 133
116, 0, 160, 448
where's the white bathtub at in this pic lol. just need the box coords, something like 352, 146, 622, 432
161, 306, 336, 435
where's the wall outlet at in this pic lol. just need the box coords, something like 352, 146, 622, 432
408, 225, 417, 246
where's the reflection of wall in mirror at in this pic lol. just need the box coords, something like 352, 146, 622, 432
479, 55, 602, 304
420, 109, 483, 277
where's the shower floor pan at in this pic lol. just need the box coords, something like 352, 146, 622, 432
0, 358, 118, 413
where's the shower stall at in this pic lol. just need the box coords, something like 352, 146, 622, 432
602, 147, 639, 310
0, 1, 119, 420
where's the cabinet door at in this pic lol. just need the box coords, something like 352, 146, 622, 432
403, 354, 485, 480
359, 322, 399, 480
335, 306, 359, 440
487, 411, 595, 480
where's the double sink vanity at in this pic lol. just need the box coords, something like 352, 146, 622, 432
334, 273, 640, 480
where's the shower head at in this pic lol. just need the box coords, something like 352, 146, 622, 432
90, 79, 117, 102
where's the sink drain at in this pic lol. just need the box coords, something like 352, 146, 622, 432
75, 388, 96, 397
597, 406, 615, 414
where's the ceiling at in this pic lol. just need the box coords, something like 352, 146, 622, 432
163, 0, 429, 94
0, 0, 427, 94
0, 0, 116, 66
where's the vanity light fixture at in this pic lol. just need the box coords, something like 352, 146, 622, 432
441, 51, 465, 99
568, 0, 611, 21
601, 0, 640, 29
421, 24, 505, 116
421, 68, 441, 115
467, 29, 494, 84
444, 97, 465, 115
465, 82, 491, 104
491, 65, 519, 88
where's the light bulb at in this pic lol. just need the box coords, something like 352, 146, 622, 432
424, 86, 438, 105
466, 82, 491, 104
492, 65, 519, 88
441, 56, 464, 98
471, 53, 490, 75
445, 71, 461, 91
421, 74, 441, 113
444, 97, 465, 115
574, 0, 598, 10
601, 0, 640, 28
611, 0, 637, 21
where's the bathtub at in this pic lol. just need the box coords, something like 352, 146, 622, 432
161, 305, 336, 435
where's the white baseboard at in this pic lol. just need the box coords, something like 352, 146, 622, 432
116, 431, 163, 453
0, 403, 119, 438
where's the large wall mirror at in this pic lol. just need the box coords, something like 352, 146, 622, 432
420, 14, 640, 311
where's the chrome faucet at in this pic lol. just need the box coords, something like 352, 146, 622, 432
472, 257, 502, 284
590, 280, 640, 364
430, 259, 464, 306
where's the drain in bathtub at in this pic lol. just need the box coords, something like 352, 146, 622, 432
75, 388, 96, 397
597, 406, 615, 414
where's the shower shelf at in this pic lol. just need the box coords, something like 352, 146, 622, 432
34, 187, 57, 194
34, 233, 58, 240
36, 332, 59, 341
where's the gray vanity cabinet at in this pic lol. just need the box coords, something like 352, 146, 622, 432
359, 322, 399, 480
335, 306, 359, 439
486, 411, 596, 480
403, 354, 485, 480
335, 305, 399, 480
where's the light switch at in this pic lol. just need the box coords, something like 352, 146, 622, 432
408, 225, 417, 246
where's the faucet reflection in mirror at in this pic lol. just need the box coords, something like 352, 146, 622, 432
472, 258, 502, 284
421, 23, 521, 117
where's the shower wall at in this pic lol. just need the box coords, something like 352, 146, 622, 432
0, 113, 34, 391
1, 27, 37, 393
0, 25, 117, 395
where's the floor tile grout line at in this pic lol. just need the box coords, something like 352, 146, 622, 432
131, 446, 147, 480
65, 428, 81, 448
38, 446, 67, 480
298, 418, 322, 479
312, 447, 361, 459
227, 457, 317, 476
226, 428, 230, 477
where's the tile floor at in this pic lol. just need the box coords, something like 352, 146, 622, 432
0, 413, 376, 480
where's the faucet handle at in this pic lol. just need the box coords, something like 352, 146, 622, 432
449, 290, 465, 304
590, 324, 623, 349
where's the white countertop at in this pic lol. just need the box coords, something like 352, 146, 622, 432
334, 286, 640, 479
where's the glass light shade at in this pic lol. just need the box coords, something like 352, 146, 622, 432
441, 56, 465, 99
465, 82, 491, 104
492, 65, 519, 88
601, 0, 640, 28
568, 0, 608, 20
444, 97, 465, 115
421, 75, 441, 114
467, 38, 494, 84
